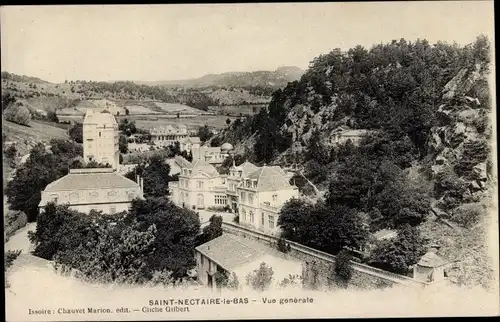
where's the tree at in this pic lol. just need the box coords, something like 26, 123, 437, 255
125, 155, 172, 197
47, 110, 59, 123
119, 134, 129, 153
306, 129, 329, 164
332, 249, 353, 288
4, 103, 31, 126
1, 92, 16, 110
68, 123, 83, 143
125, 108, 130, 115
198, 125, 213, 143
246, 262, 274, 291
129, 197, 200, 278
369, 224, 428, 274
226, 118, 231, 126
198, 215, 223, 245
5, 140, 82, 222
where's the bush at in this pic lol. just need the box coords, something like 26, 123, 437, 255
245, 262, 274, 291
451, 203, 485, 228
332, 249, 353, 288
4, 103, 31, 126
4, 144, 17, 160
4, 250, 22, 271
4, 209, 28, 238
277, 236, 291, 253
68, 123, 83, 143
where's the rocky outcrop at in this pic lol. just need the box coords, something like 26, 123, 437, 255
428, 63, 492, 209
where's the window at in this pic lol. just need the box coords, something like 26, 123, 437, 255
261, 212, 264, 225
242, 209, 247, 221
272, 194, 278, 203
215, 195, 226, 205
201, 255, 205, 267
249, 211, 254, 223
197, 181, 204, 188
99, 131, 101, 137
50, 194, 59, 204
268, 215, 275, 229
248, 193, 254, 205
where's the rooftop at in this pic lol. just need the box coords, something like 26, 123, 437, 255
191, 158, 219, 177
83, 109, 118, 127
174, 155, 193, 169
44, 168, 140, 192
195, 234, 282, 271
244, 165, 293, 192
417, 251, 448, 268
231, 161, 259, 177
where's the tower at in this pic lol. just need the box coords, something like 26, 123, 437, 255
83, 108, 120, 171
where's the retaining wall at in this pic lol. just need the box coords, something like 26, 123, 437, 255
221, 222, 428, 290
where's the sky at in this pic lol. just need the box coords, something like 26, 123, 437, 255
0, 2, 495, 83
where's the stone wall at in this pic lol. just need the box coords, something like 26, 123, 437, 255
222, 222, 426, 291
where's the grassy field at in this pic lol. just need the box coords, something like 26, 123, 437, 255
211, 104, 266, 116
3, 119, 69, 147
134, 115, 236, 131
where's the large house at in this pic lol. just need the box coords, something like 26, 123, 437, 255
236, 166, 299, 235
150, 125, 188, 146
226, 161, 259, 213
38, 168, 144, 214
83, 109, 120, 170
169, 159, 228, 210
195, 234, 302, 291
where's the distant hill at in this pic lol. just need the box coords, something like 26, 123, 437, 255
1, 72, 52, 84
135, 66, 305, 89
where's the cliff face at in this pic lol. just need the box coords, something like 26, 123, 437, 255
427, 62, 493, 209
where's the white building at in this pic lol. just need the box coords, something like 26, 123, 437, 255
180, 137, 201, 153
170, 159, 228, 211
38, 168, 144, 215
226, 161, 259, 213
150, 125, 188, 146
329, 128, 375, 146
83, 109, 120, 171
237, 166, 299, 235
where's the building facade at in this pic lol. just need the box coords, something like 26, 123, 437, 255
38, 168, 144, 214
237, 166, 299, 235
150, 125, 188, 146
83, 109, 120, 170
170, 159, 228, 210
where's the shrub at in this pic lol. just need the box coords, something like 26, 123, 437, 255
278, 274, 302, 288
68, 123, 83, 143
451, 203, 485, 228
4, 144, 17, 160
4, 209, 28, 238
331, 249, 353, 288
4, 250, 22, 271
277, 236, 291, 253
245, 262, 274, 291
4, 103, 31, 126
214, 270, 240, 290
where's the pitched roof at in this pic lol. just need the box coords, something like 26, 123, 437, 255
195, 234, 270, 271
245, 166, 292, 192
417, 251, 448, 268
44, 168, 140, 191
185, 137, 201, 143
174, 155, 193, 169
191, 158, 219, 177
233, 161, 259, 177
373, 229, 398, 241
83, 109, 117, 127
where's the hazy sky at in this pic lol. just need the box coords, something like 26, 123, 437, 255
1, 2, 495, 83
